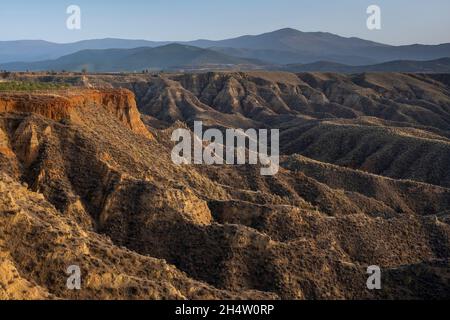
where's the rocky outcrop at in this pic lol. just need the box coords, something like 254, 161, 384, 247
1, 72, 450, 300
0, 88, 153, 139
0, 174, 273, 300
0, 93, 74, 121
73, 89, 154, 139
79, 72, 450, 188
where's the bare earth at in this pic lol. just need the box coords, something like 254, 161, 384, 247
0, 71, 449, 300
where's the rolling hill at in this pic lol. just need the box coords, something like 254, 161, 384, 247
192, 28, 450, 65
283, 57, 450, 73
1, 71, 450, 299
0, 44, 266, 72
1, 28, 450, 66
0, 38, 167, 64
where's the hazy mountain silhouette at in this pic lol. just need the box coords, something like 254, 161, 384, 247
1, 28, 450, 66
282, 57, 450, 73
1, 44, 265, 72
201, 29, 450, 65
0, 39, 169, 64
191, 28, 389, 65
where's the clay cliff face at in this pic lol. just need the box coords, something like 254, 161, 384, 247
0, 88, 153, 139
1, 72, 450, 300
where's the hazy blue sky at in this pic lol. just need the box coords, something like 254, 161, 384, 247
0, 0, 449, 45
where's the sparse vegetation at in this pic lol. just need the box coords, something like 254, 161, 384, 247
1, 72, 450, 300
1, 70, 11, 79
0, 81, 70, 92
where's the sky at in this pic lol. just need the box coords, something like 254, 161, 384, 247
0, 0, 449, 45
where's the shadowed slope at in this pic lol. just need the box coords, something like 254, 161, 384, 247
1, 74, 449, 299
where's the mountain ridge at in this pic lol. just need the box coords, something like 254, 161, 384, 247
282, 57, 450, 73
3, 50, 450, 73
0, 44, 267, 72
1, 28, 450, 66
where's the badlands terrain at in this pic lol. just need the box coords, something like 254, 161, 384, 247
0, 71, 449, 299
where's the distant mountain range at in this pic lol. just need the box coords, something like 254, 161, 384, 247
281, 58, 450, 73
1, 28, 450, 72
1, 44, 264, 72
0, 39, 169, 64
